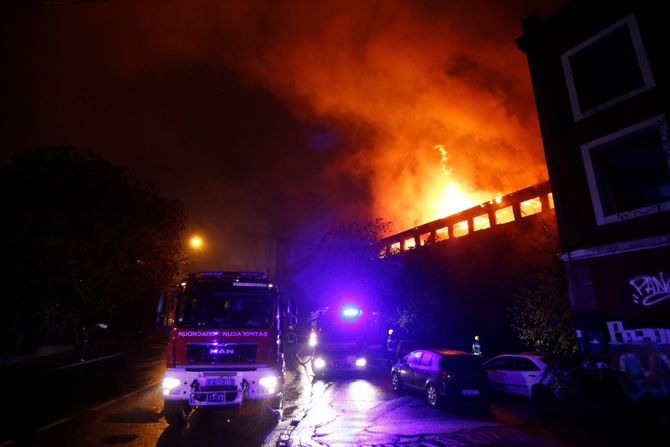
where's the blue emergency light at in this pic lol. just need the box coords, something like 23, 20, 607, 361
340, 305, 362, 320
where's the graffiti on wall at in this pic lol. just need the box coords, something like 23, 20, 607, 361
629, 272, 670, 306
607, 320, 670, 345
609, 342, 670, 400
608, 321, 670, 400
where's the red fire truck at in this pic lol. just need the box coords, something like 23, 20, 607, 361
160, 271, 292, 425
308, 304, 375, 378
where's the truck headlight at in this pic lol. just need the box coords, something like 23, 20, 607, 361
355, 358, 367, 367
162, 377, 181, 395
259, 375, 277, 388
313, 357, 326, 369
259, 375, 278, 393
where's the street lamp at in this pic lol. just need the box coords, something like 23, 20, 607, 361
190, 235, 204, 250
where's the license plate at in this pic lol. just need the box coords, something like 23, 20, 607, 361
208, 392, 226, 402
206, 378, 235, 386
462, 389, 480, 395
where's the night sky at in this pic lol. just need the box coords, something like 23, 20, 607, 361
0, 0, 564, 271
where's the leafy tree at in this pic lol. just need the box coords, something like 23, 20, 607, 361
395, 290, 445, 340
509, 223, 577, 355
0, 146, 187, 352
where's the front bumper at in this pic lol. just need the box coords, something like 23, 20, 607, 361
312, 355, 368, 374
163, 366, 282, 407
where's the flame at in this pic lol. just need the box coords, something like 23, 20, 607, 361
427, 144, 495, 221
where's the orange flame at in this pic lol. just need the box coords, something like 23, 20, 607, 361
428, 144, 488, 220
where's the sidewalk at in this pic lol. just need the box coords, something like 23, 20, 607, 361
0, 327, 167, 377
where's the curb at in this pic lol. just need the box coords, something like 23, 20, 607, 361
47, 352, 131, 372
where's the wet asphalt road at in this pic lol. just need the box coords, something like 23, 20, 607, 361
2, 344, 668, 447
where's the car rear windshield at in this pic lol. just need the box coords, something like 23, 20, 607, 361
440, 355, 482, 371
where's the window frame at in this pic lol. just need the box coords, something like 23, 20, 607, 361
581, 114, 670, 225
561, 14, 655, 121
514, 357, 541, 372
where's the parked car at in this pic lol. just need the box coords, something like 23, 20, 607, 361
391, 348, 490, 408
483, 352, 557, 399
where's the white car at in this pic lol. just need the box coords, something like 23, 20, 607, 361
483, 353, 557, 398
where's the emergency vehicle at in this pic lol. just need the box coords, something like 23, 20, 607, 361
160, 272, 291, 425
309, 305, 372, 377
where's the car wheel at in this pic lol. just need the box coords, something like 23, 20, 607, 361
426, 382, 439, 407
391, 372, 402, 391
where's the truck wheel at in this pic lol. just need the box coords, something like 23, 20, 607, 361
270, 394, 283, 410
164, 400, 190, 426
269, 395, 284, 419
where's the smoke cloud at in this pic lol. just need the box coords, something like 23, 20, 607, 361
1, 0, 563, 268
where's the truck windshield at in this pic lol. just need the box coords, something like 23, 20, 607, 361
176, 289, 275, 329
316, 316, 369, 343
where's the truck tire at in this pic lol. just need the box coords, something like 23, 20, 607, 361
164, 400, 190, 426
269, 394, 284, 419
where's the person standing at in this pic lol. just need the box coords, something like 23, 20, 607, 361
75, 325, 89, 361
472, 335, 482, 357
74, 323, 107, 361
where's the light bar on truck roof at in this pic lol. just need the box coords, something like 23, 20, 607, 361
341, 305, 362, 320
197, 271, 267, 280
233, 282, 273, 288
238, 271, 266, 278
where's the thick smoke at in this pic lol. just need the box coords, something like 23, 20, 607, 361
185, 0, 558, 229
1, 0, 563, 269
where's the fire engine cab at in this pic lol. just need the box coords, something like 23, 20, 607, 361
161, 271, 288, 425
309, 304, 372, 378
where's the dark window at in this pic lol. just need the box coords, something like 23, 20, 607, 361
514, 358, 540, 372
569, 26, 642, 111
311, 309, 374, 343
583, 115, 670, 224
562, 15, 654, 120
441, 355, 483, 371
485, 357, 514, 370
176, 285, 275, 328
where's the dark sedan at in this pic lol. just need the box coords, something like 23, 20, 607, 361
391, 348, 490, 408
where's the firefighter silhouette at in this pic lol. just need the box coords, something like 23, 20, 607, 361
472, 335, 482, 357
75, 325, 89, 361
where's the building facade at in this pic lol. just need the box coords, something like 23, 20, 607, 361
517, 0, 670, 398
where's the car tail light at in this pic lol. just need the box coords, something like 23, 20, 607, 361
440, 370, 454, 382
